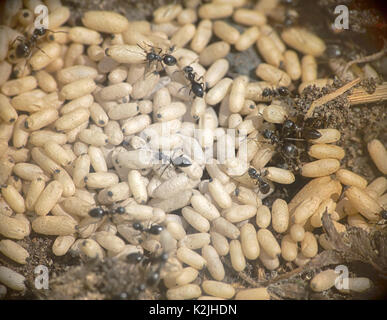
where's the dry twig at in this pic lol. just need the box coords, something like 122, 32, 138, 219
305, 77, 361, 119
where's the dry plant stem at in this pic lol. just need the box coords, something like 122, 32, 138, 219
305, 77, 361, 119
341, 44, 387, 78
221, 256, 262, 287
348, 82, 387, 105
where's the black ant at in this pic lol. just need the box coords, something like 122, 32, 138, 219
155, 150, 192, 178
121, 251, 169, 299
9, 27, 47, 62
181, 65, 205, 98
88, 206, 126, 218
260, 117, 323, 171
262, 86, 290, 99
281, 118, 322, 140
247, 167, 271, 194
76, 205, 126, 231
136, 42, 177, 74
261, 128, 303, 172
132, 222, 164, 235
9, 26, 67, 77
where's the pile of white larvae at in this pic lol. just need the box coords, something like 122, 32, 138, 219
0, 0, 386, 300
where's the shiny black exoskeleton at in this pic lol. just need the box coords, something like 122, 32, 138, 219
281, 119, 322, 141
133, 222, 164, 235
10, 27, 61, 61
262, 86, 289, 98
126, 252, 144, 264
88, 206, 126, 218
182, 65, 205, 98
156, 151, 192, 177
137, 43, 177, 72
248, 167, 270, 194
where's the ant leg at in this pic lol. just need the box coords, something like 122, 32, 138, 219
196, 75, 204, 82
36, 45, 50, 58
46, 29, 68, 34
10, 36, 25, 48
178, 85, 188, 93
159, 161, 171, 178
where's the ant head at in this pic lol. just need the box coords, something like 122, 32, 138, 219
172, 155, 192, 168
248, 167, 258, 179
381, 210, 387, 220
283, 119, 294, 130
191, 82, 204, 97
88, 207, 105, 218
283, 143, 298, 157
148, 224, 164, 235
126, 252, 144, 263
278, 86, 289, 96
34, 27, 46, 36
304, 128, 322, 140
262, 88, 271, 97
260, 181, 271, 194
263, 129, 273, 139
147, 52, 157, 61
133, 222, 143, 231
183, 65, 193, 73
159, 252, 169, 262
147, 271, 160, 286
115, 206, 126, 215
